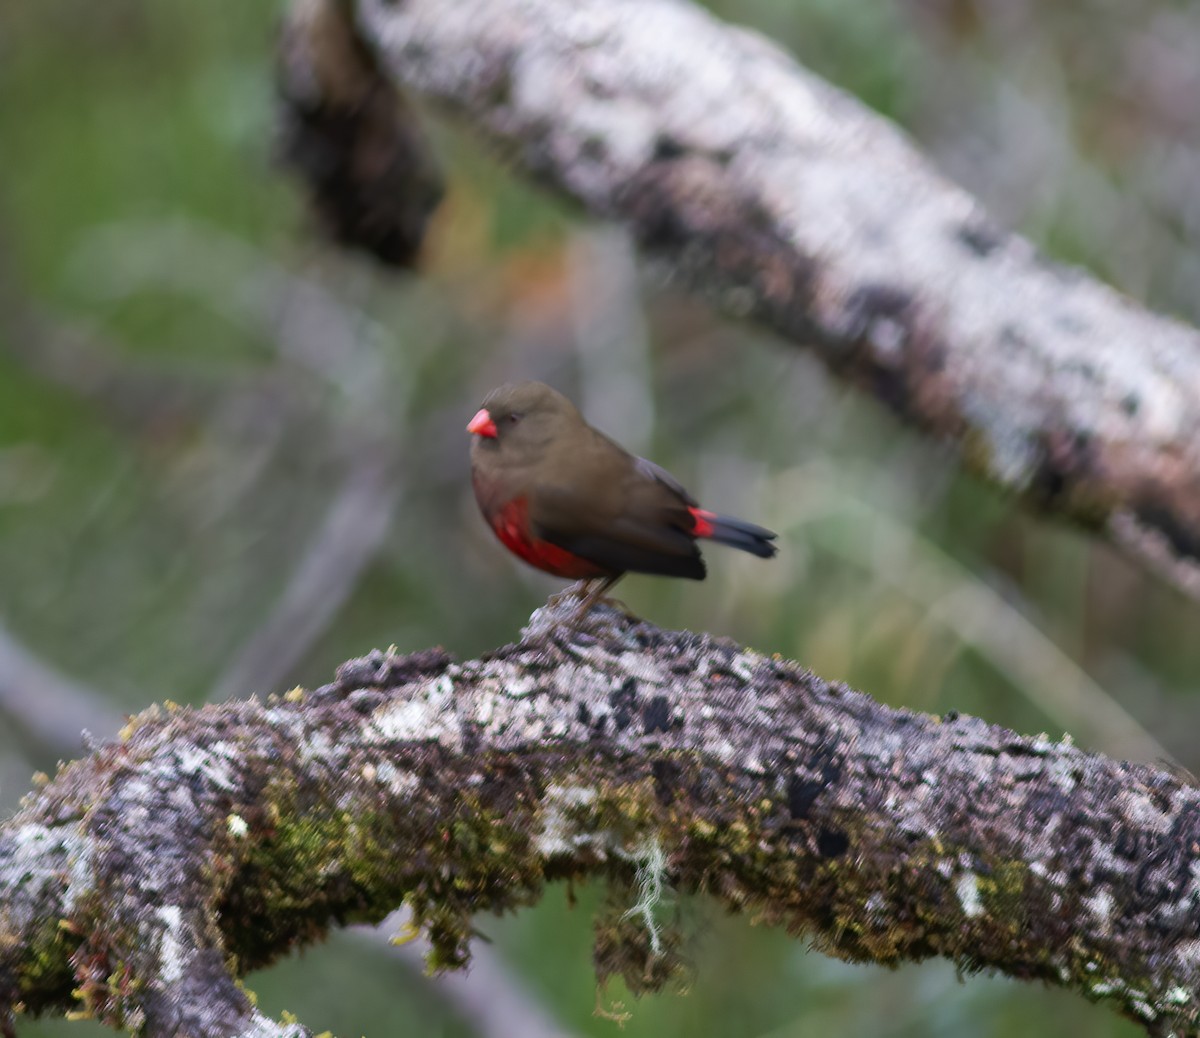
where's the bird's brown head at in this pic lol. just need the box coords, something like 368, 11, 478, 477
467, 381, 580, 464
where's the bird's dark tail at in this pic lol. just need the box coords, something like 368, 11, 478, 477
689, 508, 777, 558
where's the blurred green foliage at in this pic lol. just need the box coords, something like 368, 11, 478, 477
5, 0, 1199, 1034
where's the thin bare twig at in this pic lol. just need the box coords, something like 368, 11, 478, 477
0, 620, 124, 753
212, 449, 401, 702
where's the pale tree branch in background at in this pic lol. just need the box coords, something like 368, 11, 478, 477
211, 446, 401, 703
1, 599, 1199, 1037
0, 622, 124, 753
278, 0, 1200, 602
0, 228, 226, 440
569, 227, 655, 459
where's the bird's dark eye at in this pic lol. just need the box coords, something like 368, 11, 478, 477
507, 413, 522, 424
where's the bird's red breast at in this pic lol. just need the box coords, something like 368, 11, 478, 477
487, 496, 610, 579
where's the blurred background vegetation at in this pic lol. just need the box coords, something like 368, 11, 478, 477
4, 1, 1200, 1035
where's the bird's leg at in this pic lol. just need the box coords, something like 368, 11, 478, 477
571, 574, 623, 623
547, 579, 592, 608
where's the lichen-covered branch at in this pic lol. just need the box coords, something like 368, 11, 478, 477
1, 600, 1199, 1036
281, 0, 1200, 599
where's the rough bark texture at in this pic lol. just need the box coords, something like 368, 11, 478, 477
1, 599, 1198, 1037
290, 0, 1200, 600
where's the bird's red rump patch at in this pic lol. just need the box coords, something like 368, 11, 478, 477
689, 507, 716, 538
491, 498, 609, 579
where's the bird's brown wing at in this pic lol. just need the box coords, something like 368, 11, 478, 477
528, 430, 706, 580
534, 508, 706, 579
632, 456, 697, 507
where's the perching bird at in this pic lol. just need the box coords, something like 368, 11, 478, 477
467, 381, 776, 617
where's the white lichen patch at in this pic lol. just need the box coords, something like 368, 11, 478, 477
956, 872, 984, 918
366, 674, 461, 750
729, 652, 757, 682
1129, 997, 1157, 1021
710, 737, 738, 765
368, 698, 454, 747
1136, 378, 1187, 443
1083, 888, 1114, 932
474, 689, 496, 726
1045, 755, 1082, 794
890, 798, 941, 847
459, 670, 584, 749
234, 1011, 308, 1038
553, 651, 607, 683
620, 655, 668, 685
155, 905, 187, 983
374, 761, 420, 798
175, 742, 237, 791
535, 784, 610, 858
4, 823, 93, 926
502, 670, 537, 697
552, 661, 622, 713
261, 706, 306, 747
471, 665, 539, 710
1083, 837, 1123, 879
296, 728, 342, 767
1117, 789, 1172, 833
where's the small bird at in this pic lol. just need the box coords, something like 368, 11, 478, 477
467, 381, 777, 617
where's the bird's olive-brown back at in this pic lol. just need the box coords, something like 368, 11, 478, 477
469, 382, 704, 577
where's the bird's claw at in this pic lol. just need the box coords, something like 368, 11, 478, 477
567, 595, 635, 630
547, 580, 592, 609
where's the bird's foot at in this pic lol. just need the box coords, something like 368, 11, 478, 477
570, 595, 632, 626
524, 585, 638, 649
565, 575, 624, 626
547, 579, 592, 609
527, 578, 633, 641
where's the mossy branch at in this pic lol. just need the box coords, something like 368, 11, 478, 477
1, 600, 1198, 1037
278, 0, 1200, 601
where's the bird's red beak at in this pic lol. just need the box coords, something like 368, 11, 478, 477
467, 408, 498, 439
